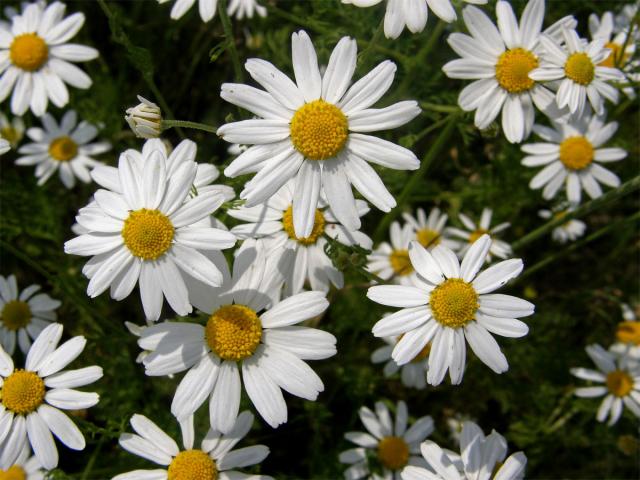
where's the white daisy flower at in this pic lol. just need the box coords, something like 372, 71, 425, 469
0, 445, 44, 480
227, 0, 267, 20
530, 28, 625, 116
64, 138, 236, 321
0, 274, 60, 356
0, 322, 103, 469
229, 179, 372, 295
341, 0, 488, 40
402, 207, 460, 251
140, 243, 336, 433
442, 0, 577, 143
158, 0, 266, 22
340, 400, 433, 479
445, 413, 474, 443
0, 138, 8, 156
0, 1, 99, 116
367, 221, 417, 286
371, 334, 430, 390
611, 310, 640, 364
402, 421, 527, 480
218, 30, 420, 238
0, 112, 25, 148
368, 235, 534, 386
114, 411, 272, 480
521, 111, 626, 205
538, 208, 586, 243
125, 95, 162, 139
570, 344, 640, 425
16, 110, 111, 189
447, 208, 512, 262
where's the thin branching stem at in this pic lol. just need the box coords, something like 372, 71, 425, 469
218, 0, 244, 82
162, 119, 218, 134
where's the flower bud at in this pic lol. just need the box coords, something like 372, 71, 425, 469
125, 95, 162, 139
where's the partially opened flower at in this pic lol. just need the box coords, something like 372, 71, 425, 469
538, 208, 586, 243
125, 95, 162, 139
0, 113, 24, 148
447, 208, 512, 262
0, 445, 45, 480
402, 207, 460, 251
368, 235, 534, 386
367, 221, 417, 285
218, 30, 420, 238
371, 334, 431, 389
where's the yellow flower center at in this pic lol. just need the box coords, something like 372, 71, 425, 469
564, 52, 595, 85
599, 42, 625, 68
48, 136, 78, 162
167, 450, 218, 480
559, 136, 594, 170
616, 321, 640, 345
1, 370, 45, 415
606, 370, 634, 397
495, 48, 539, 93
377, 436, 410, 470
122, 209, 175, 260
468, 228, 488, 244
417, 229, 441, 248
0, 127, 20, 146
0, 465, 27, 480
1, 300, 32, 331
389, 249, 413, 276
9, 33, 48, 72
281, 205, 326, 245
205, 305, 262, 361
290, 100, 348, 160
429, 278, 479, 329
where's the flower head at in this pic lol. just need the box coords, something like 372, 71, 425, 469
0, 113, 25, 148
158, 0, 266, 22
447, 208, 512, 262
367, 221, 417, 285
125, 95, 162, 139
538, 208, 586, 243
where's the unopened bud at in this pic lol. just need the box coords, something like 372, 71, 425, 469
125, 95, 162, 139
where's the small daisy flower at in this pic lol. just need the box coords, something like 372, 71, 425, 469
611, 303, 640, 364
16, 110, 111, 189
158, 0, 266, 22
218, 30, 420, 238
538, 208, 586, 243
0, 445, 45, 480
402, 421, 527, 480
570, 344, 640, 425
0, 113, 24, 148
442, 0, 577, 143
0, 138, 8, 156
341, 0, 488, 40
64, 138, 236, 321
368, 235, 534, 386
125, 95, 162, 139
402, 207, 460, 251
367, 221, 417, 285
530, 28, 625, 116
371, 334, 431, 390
521, 111, 626, 205
227, 0, 267, 20
0, 323, 103, 469
0, 1, 99, 116
340, 401, 433, 479
229, 180, 372, 295
0, 274, 60, 356
447, 208, 512, 262
114, 411, 272, 480
445, 413, 474, 443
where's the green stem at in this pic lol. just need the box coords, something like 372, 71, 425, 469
162, 119, 218, 134
420, 102, 461, 113
416, 21, 446, 67
80, 435, 105, 480
218, 0, 244, 83
358, 19, 385, 67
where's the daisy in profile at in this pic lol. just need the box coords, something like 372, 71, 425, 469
402, 207, 459, 251
64, 138, 236, 321
538, 208, 586, 243
340, 401, 434, 479
16, 110, 111, 189
0, 445, 45, 480
228, 180, 372, 295
402, 421, 527, 480
0, 274, 60, 355
0, 113, 25, 148
341, 0, 487, 40
367, 221, 417, 285
521, 111, 626, 205
0, 1, 99, 116
442, 0, 577, 143
218, 30, 420, 238
125, 95, 162, 139
158, 0, 266, 22
611, 305, 640, 362
0, 323, 102, 469
371, 334, 430, 389
530, 28, 624, 116
368, 235, 534, 386
570, 344, 640, 425
114, 411, 272, 480
447, 208, 512, 262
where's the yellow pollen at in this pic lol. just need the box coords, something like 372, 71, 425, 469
122, 209, 175, 260
468, 229, 489, 244
389, 249, 413, 276
564, 52, 595, 85
290, 100, 348, 160
606, 370, 634, 397
48, 136, 78, 162
495, 48, 539, 93
599, 42, 626, 68
417, 229, 441, 248
559, 136, 594, 170
0, 127, 20, 146
430, 278, 479, 329
1, 300, 31, 331
167, 450, 217, 480
1, 370, 45, 415
616, 321, 640, 345
9, 33, 48, 71
377, 436, 410, 470
281, 205, 326, 245
205, 305, 262, 361
0, 465, 27, 480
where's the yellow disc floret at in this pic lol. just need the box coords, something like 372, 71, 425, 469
495, 48, 539, 93
9, 33, 48, 71
389, 250, 413, 276
599, 42, 625, 68
616, 321, 640, 345
559, 136, 594, 171
430, 278, 479, 329
417, 229, 441, 248
377, 436, 410, 470
1, 300, 32, 331
290, 100, 348, 160
0, 465, 27, 480
564, 52, 595, 85
205, 305, 262, 361
468, 228, 489, 244
49, 136, 78, 162
167, 450, 218, 480
1, 370, 45, 415
1, 126, 21, 146
606, 370, 634, 398
282, 205, 326, 245
122, 209, 175, 260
